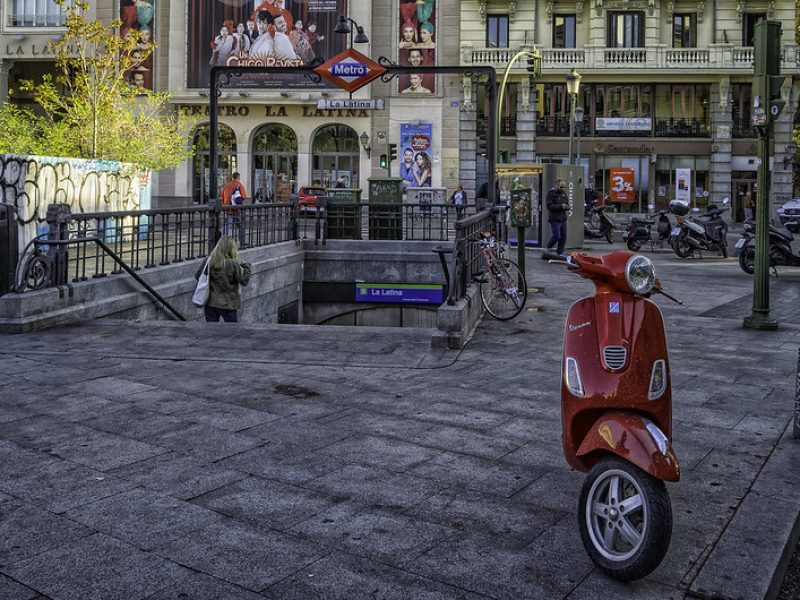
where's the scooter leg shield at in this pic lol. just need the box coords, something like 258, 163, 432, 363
575, 414, 680, 482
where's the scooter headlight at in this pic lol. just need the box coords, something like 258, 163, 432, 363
565, 357, 584, 397
625, 255, 656, 295
648, 359, 667, 400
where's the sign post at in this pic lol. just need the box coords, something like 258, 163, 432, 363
744, 20, 783, 331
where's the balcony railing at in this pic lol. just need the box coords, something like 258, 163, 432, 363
8, 0, 73, 27
732, 117, 758, 138
462, 43, 797, 72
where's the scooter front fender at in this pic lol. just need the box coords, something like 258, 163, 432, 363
576, 412, 680, 482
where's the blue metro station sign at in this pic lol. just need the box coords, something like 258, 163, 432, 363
314, 48, 386, 94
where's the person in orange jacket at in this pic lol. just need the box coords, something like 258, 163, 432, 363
221, 172, 247, 247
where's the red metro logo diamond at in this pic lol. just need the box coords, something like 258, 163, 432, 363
314, 48, 386, 94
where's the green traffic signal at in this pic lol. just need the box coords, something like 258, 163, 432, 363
379, 154, 388, 169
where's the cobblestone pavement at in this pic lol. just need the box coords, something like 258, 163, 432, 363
0, 243, 798, 599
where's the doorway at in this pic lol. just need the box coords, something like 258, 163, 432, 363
732, 178, 756, 222
252, 124, 298, 203
192, 123, 237, 203
311, 124, 360, 188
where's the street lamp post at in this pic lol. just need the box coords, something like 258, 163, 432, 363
574, 105, 585, 166
566, 68, 581, 165
334, 15, 369, 49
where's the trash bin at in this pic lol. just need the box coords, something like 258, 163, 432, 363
368, 177, 403, 240
325, 188, 362, 239
0, 205, 18, 295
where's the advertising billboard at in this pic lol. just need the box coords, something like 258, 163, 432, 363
399, 123, 433, 190
187, 0, 348, 89
397, 0, 436, 93
609, 167, 636, 203
120, 0, 155, 90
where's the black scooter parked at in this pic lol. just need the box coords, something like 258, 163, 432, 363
668, 199, 730, 258
733, 219, 800, 274
583, 204, 615, 243
623, 210, 672, 251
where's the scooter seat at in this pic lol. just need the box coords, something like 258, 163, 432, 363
769, 224, 794, 242
631, 217, 654, 225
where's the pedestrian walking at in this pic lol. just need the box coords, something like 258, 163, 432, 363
743, 192, 754, 221
545, 178, 570, 255
221, 172, 247, 247
195, 235, 251, 323
450, 183, 467, 219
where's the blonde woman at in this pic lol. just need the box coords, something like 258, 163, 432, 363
196, 236, 251, 322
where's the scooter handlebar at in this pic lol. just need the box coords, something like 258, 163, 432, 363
542, 250, 571, 264
658, 289, 683, 305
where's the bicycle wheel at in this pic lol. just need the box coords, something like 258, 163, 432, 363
480, 258, 528, 320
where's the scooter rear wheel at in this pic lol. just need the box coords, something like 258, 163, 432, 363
672, 237, 693, 258
578, 456, 672, 581
739, 246, 755, 274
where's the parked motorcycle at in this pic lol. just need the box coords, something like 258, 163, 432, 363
584, 204, 616, 243
668, 198, 730, 258
543, 249, 681, 581
623, 210, 672, 252
733, 218, 800, 274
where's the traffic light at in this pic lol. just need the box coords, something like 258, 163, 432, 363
379, 154, 388, 169
525, 51, 541, 77
388, 143, 397, 163
476, 136, 488, 156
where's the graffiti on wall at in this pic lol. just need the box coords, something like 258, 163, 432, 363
0, 154, 151, 250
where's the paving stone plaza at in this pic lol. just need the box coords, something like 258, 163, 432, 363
0, 244, 798, 599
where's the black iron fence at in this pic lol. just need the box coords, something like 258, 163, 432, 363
10, 201, 499, 296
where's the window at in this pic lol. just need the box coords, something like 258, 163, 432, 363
672, 14, 696, 48
607, 11, 644, 48
10, 0, 74, 27
742, 13, 767, 46
486, 14, 509, 48
553, 14, 576, 48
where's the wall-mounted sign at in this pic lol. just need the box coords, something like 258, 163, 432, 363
317, 99, 385, 110
314, 48, 386, 93
595, 117, 652, 132
675, 167, 691, 203
400, 122, 433, 190
356, 283, 443, 304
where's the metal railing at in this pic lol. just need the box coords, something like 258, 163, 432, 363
449, 206, 508, 305
296, 201, 484, 243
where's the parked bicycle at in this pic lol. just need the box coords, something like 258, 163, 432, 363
474, 231, 528, 320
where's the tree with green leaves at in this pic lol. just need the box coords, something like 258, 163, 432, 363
0, 0, 194, 171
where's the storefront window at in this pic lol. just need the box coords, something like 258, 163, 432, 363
192, 123, 237, 204
595, 155, 651, 213
252, 124, 298, 204
312, 124, 360, 189
654, 156, 710, 210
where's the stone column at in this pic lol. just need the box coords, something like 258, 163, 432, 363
459, 76, 478, 198
516, 78, 536, 162
771, 77, 798, 207
710, 77, 733, 217
0, 61, 10, 107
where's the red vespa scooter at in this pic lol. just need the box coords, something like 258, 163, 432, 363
543, 249, 681, 581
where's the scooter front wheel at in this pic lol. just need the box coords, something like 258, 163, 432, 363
578, 456, 672, 581
626, 237, 642, 252
672, 237, 693, 258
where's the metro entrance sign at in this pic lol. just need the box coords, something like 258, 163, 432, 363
314, 48, 386, 94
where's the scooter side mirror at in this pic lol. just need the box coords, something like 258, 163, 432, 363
722, 197, 730, 205
691, 207, 700, 212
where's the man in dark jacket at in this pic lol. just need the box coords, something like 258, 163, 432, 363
546, 179, 570, 255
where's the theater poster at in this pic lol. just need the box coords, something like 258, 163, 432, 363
400, 122, 434, 189
120, 0, 155, 90
398, 0, 436, 94
187, 0, 348, 89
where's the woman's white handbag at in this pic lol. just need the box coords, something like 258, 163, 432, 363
192, 258, 211, 307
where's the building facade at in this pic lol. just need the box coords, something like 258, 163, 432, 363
0, 1, 467, 206
460, 0, 800, 221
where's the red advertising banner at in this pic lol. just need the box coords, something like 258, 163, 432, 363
608, 167, 635, 202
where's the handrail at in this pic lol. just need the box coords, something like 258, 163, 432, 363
23, 236, 186, 321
